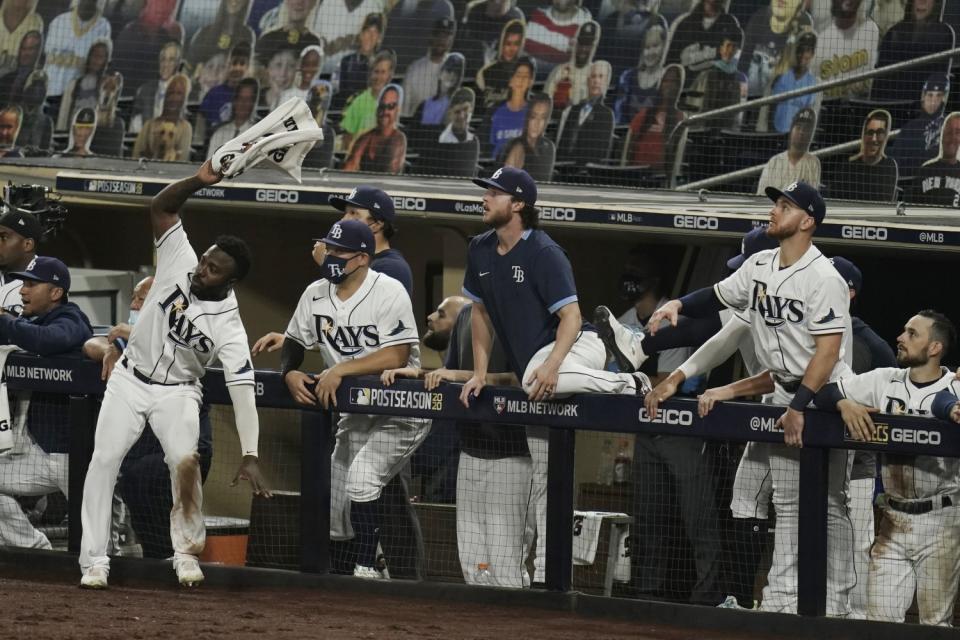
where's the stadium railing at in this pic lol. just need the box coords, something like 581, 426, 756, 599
6, 352, 959, 618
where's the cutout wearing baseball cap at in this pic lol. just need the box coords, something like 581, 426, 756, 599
328, 185, 396, 223
764, 180, 826, 225
472, 166, 538, 205
10, 256, 71, 292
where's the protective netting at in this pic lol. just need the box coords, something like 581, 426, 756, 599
2, 0, 959, 203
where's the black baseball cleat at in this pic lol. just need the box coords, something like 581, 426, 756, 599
593, 305, 649, 373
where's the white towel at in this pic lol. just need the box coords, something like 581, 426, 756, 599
211, 97, 324, 183
0, 345, 21, 454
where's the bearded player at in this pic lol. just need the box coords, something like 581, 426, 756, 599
79, 160, 270, 589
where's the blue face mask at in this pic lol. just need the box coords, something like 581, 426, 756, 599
128, 309, 140, 325
321, 253, 359, 284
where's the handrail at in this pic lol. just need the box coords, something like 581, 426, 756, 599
675, 129, 900, 192
668, 46, 960, 187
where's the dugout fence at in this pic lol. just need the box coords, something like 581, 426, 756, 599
3, 352, 959, 622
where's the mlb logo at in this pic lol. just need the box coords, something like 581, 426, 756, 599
350, 388, 371, 406
494, 396, 506, 414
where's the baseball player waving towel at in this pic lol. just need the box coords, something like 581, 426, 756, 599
79, 161, 271, 590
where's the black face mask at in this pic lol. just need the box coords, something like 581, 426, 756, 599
321, 253, 360, 283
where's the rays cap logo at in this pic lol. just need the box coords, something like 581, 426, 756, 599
328, 185, 396, 222
764, 181, 826, 226
320, 219, 375, 255
10, 256, 71, 292
473, 166, 538, 205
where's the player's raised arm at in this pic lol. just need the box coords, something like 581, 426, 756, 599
149, 160, 223, 240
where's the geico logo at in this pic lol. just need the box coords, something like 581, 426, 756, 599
841, 225, 887, 241
890, 428, 941, 445
673, 215, 718, 230
392, 196, 427, 211
638, 407, 693, 425
539, 207, 577, 221
255, 189, 299, 203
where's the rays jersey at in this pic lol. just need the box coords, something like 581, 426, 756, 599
284, 269, 420, 369
0, 271, 24, 315
122, 222, 254, 387
715, 244, 853, 381
838, 367, 960, 501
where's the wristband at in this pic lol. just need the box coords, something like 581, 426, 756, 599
789, 384, 816, 412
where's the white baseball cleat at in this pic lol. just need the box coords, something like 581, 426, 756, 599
174, 556, 204, 587
353, 564, 387, 580
593, 306, 648, 373
80, 566, 109, 590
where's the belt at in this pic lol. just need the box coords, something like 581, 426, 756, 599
773, 375, 801, 393
886, 494, 953, 515
122, 357, 192, 387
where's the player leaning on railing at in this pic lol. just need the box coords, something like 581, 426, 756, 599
78, 160, 270, 590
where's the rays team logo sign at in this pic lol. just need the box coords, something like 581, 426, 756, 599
158, 286, 214, 353
750, 280, 804, 327
316, 314, 379, 356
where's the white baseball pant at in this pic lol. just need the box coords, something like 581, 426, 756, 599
730, 441, 773, 520
522, 330, 634, 582
457, 452, 533, 588
80, 365, 204, 571
847, 477, 875, 619
758, 387, 854, 617
0, 439, 67, 549
329, 414, 431, 540
868, 503, 960, 626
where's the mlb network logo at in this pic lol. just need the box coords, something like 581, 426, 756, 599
350, 388, 371, 406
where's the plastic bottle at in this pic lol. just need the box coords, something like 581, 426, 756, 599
475, 562, 492, 585
613, 439, 633, 483
597, 438, 615, 485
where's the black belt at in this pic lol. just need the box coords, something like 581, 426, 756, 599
887, 495, 953, 515
122, 357, 192, 387
773, 375, 801, 393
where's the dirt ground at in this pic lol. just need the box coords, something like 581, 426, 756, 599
3, 577, 773, 640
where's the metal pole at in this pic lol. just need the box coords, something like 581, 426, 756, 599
300, 408, 332, 574
797, 446, 830, 616
545, 427, 575, 591
68, 395, 98, 554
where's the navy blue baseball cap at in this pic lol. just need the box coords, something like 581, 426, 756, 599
924, 73, 949, 93
322, 220, 375, 256
10, 256, 71, 291
328, 185, 396, 223
830, 256, 862, 295
727, 225, 778, 269
473, 166, 538, 205
764, 180, 826, 225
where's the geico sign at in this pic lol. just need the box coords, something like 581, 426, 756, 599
255, 189, 299, 203
841, 225, 887, 241
638, 407, 694, 425
673, 215, 718, 230
392, 196, 427, 211
539, 207, 576, 221
890, 428, 941, 445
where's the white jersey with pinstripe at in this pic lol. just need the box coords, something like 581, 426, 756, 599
284, 269, 420, 369
714, 243, 853, 380
122, 222, 254, 387
0, 272, 24, 315
839, 367, 960, 500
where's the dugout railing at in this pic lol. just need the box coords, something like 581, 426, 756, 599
7, 352, 960, 618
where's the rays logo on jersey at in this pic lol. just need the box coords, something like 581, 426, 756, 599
315, 314, 379, 356
750, 280, 804, 327
158, 287, 214, 353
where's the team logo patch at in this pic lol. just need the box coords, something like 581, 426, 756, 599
350, 387, 371, 406
330, 223, 343, 239
815, 308, 838, 324
158, 286, 214, 354
494, 396, 506, 414
512, 266, 524, 283
388, 320, 408, 336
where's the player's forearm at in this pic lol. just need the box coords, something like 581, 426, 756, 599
333, 344, 410, 377
677, 318, 749, 379
227, 384, 260, 457
722, 371, 775, 399
280, 338, 306, 379
677, 286, 725, 318
791, 335, 841, 412
470, 304, 494, 377
150, 175, 204, 237
543, 303, 581, 369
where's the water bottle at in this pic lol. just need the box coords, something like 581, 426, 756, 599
475, 562, 492, 585
614, 439, 633, 483
597, 438, 615, 485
